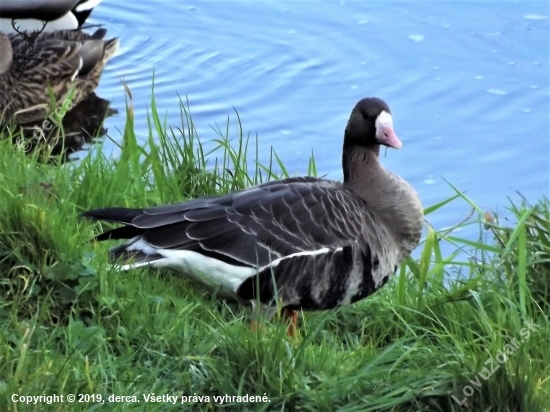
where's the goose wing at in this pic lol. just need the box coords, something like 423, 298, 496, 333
84, 177, 399, 310
83, 176, 368, 268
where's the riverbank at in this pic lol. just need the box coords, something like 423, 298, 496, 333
0, 99, 548, 411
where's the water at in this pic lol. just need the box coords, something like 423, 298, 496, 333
89, 0, 548, 251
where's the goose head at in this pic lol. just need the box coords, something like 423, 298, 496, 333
344, 97, 402, 150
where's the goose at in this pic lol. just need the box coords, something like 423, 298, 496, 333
0, 28, 118, 125
0, 0, 103, 33
81, 97, 424, 336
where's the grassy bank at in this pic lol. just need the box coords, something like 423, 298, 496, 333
0, 96, 548, 411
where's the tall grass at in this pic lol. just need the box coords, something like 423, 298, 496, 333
0, 91, 548, 411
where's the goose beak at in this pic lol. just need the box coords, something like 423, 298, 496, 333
375, 110, 402, 149
376, 124, 402, 149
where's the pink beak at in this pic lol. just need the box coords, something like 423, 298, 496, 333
376, 124, 402, 149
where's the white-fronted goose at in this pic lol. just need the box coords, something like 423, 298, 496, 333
82, 97, 424, 335
0, 0, 103, 33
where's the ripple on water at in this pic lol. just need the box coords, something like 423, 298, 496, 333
408, 34, 425, 42
88, 1, 548, 256
524, 14, 548, 20
487, 89, 508, 96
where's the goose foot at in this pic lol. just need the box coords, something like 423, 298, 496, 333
283, 308, 299, 337
249, 308, 299, 337
250, 320, 265, 334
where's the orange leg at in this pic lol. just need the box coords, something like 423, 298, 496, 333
283, 309, 299, 337
250, 309, 299, 337
250, 320, 264, 334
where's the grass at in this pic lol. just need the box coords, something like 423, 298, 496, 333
0, 90, 549, 411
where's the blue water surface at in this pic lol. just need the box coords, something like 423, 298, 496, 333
89, 0, 549, 254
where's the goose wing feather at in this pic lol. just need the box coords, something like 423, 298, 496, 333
83, 177, 370, 268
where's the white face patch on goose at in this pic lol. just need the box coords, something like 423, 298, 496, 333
375, 110, 402, 149
376, 110, 392, 126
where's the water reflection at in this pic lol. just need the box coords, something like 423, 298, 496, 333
11, 92, 117, 161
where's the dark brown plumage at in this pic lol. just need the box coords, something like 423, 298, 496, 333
0, 28, 118, 124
